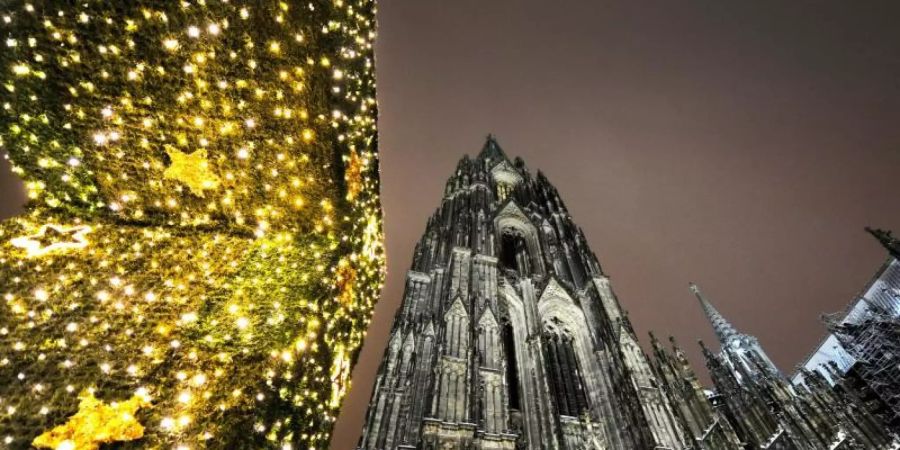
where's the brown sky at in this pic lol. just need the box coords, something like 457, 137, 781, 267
2, 1, 900, 449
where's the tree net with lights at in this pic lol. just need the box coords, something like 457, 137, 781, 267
0, 1, 384, 449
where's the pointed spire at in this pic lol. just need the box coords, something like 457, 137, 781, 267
648, 331, 665, 355
698, 340, 717, 362
690, 282, 738, 348
864, 226, 900, 260
477, 134, 510, 166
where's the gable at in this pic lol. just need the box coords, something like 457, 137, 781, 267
495, 200, 532, 228
478, 306, 499, 329
445, 295, 469, 320
538, 277, 576, 309
490, 160, 523, 185
537, 277, 588, 331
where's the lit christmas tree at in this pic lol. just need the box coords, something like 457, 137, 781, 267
0, 1, 383, 449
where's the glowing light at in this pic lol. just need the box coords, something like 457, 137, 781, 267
31, 392, 149, 449
10, 224, 92, 258
163, 148, 221, 197
0, 1, 384, 448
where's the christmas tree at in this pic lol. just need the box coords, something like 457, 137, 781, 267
0, 1, 383, 449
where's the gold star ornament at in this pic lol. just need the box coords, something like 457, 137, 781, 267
163, 148, 221, 197
32, 391, 150, 450
10, 224, 92, 258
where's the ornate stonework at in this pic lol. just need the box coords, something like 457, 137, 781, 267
359, 136, 686, 449
359, 136, 897, 449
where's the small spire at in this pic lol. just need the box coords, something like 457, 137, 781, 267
477, 133, 510, 166
689, 282, 738, 349
648, 331, 662, 349
698, 339, 716, 360
865, 226, 900, 260
668, 335, 683, 352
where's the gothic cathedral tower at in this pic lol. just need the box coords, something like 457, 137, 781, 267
360, 137, 688, 450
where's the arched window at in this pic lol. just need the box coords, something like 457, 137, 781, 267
496, 182, 512, 201
502, 322, 522, 411
542, 324, 588, 417
490, 163, 523, 202
494, 201, 545, 276
499, 229, 531, 275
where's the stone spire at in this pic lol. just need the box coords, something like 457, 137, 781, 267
865, 226, 900, 260
690, 282, 738, 347
477, 133, 510, 166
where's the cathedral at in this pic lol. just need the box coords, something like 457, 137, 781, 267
359, 136, 898, 449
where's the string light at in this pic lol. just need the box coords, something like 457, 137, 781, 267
0, 1, 384, 449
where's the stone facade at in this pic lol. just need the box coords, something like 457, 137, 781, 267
359, 136, 898, 449
360, 136, 686, 449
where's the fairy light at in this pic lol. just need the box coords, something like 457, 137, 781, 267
0, 1, 384, 449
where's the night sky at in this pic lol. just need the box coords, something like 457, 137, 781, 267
2, 1, 900, 449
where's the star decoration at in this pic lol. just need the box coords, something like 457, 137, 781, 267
0, 1, 384, 447
10, 224, 92, 258
32, 391, 150, 450
163, 147, 221, 197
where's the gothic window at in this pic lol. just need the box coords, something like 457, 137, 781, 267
495, 202, 545, 276
500, 230, 531, 275
496, 182, 513, 201
399, 334, 416, 381
542, 327, 588, 417
502, 323, 522, 411
444, 300, 469, 359
478, 321, 501, 368
499, 233, 517, 270
491, 164, 522, 201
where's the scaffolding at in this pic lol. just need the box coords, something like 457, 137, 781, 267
826, 300, 900, 432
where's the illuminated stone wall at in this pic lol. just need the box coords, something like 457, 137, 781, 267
0, 1, 383, 449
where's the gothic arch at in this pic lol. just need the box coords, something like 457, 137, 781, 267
490, 160, 523, 201
501, 283, 553, 448
400, 331, 416, 381
443, 296, 470, 359
477, 307, 502, 368
537, 279, 606, 422
494, 201, 545, 275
